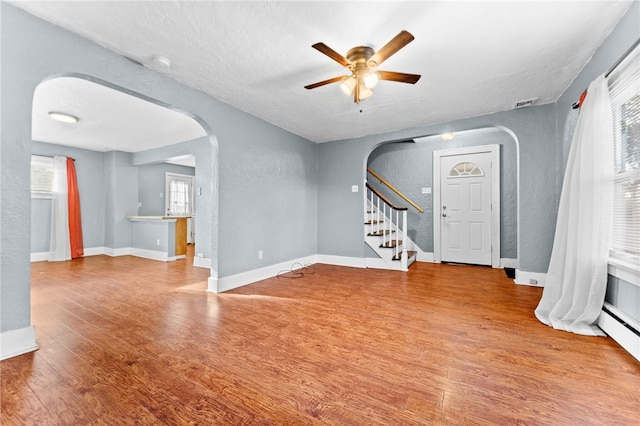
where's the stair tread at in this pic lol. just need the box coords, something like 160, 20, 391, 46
368, 230, 395, 236
380, 241, 402, 248
392, 250, 417, 261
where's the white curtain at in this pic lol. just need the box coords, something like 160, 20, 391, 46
49, 156, 71, 261
535, 75, 614, 336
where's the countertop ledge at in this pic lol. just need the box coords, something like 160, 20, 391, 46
126, 215, 191, 220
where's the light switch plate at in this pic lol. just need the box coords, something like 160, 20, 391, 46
351, 185, 359, 193
421, 187, 432, 194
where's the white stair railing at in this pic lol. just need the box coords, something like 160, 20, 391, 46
366, 183, 408, 269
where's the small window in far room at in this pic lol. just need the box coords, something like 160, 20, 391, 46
165, 172, 194, 216
31, 155, 55, 197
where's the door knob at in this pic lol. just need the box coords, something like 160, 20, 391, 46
442, 213, 447, 217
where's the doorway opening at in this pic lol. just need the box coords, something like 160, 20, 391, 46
30, 74, 214, 270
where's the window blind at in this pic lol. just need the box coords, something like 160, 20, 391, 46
608, 43, 640, 258
31, 155, 55, 194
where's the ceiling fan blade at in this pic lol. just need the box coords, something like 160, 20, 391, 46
369, 30, 415, 67
304, 76, 347, 90
378, 71, 421, 84
312, 43, 351, 67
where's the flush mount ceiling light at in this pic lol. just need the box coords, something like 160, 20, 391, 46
48, 111, 79, 123
440, 132, 456, 141
305, 30, 421, 103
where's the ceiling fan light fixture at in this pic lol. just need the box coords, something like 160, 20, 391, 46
358, 82, 373, 100
48, 111, 79, 123
306, 30, 419, 103
363, 71, 379, 89
340, 76, 357, 95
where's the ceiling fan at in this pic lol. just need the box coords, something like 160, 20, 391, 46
304, 30, 421, 103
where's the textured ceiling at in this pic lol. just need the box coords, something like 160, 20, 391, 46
15, 1, 632, 146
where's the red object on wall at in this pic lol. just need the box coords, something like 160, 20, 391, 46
66, 158, 84, 258
579, 90, 588, 109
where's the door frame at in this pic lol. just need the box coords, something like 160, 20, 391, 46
433, 144, 501, 267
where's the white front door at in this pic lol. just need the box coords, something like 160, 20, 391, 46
434, 145, 500, 267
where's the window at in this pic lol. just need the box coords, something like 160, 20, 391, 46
448, 161, 484, 178
31, 155, 54, 197
165, 173, 194, 216
609, 43, 640, 262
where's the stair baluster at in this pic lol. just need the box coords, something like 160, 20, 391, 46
365, 183, 413, 271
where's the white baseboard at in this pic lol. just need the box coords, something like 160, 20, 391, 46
33, 246, 186, 262
30, 252, 49, 262
83, 247, 106, 257
1, 326, 38, 361
210, 255, 374, 293
128, 248, 170, 262
104, 247, 132, 257
416, 252, 435, 262
365, 257, 398, 270
193, 256, 211, 269
501, 258, 518, 269
211, 255, 318, 293
208, 276, 219, 292
316, 255, 366, 268
598, 306, 640, 362
514, 269, 546, 287
103, 247, 179, 262
31, 246, 110, 262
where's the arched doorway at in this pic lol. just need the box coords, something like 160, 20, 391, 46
365, 126, 520, 269
31, 75, 216, 272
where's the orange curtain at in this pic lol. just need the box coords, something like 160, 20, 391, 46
66, 158, 84, 258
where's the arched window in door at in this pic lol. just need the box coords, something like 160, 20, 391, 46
449, 162, 485, 178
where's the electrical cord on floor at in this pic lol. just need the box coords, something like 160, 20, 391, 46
277, 262, 316, 279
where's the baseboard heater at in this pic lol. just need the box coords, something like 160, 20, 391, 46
598, 302, 640, 362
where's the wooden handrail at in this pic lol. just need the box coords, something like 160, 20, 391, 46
365, 183, 407, 211
367, 168, 424, 213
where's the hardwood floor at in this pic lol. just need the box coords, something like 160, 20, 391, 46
2, 254, 638, 425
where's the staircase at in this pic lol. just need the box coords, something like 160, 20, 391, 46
364, 182, 418, 271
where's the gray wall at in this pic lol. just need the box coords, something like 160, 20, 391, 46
130, 220, 175, 256
30, 141, 106, 253
217, 116, 318, 276
368, 127, 517, 258
133, 137, 214, 264
103, 151, 138, 249
29, 141, 195, 254
1, 3, 317, 335
137, 162, 195, 216
319, 105, 556, 273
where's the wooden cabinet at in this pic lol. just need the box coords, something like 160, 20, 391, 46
175, 217, 187, 256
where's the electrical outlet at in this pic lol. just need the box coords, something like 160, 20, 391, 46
529, 278, 538, 285
156, 238, 160, 246
258, 250, 263, 260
